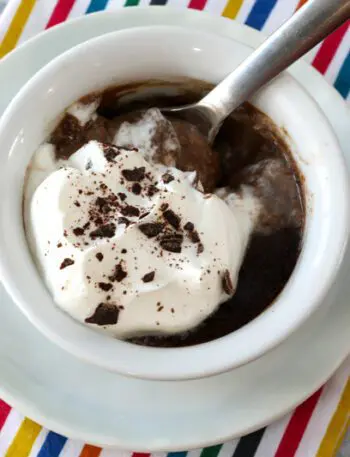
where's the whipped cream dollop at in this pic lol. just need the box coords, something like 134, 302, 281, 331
24, 136, 259, 338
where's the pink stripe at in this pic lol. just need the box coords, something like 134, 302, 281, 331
0, 400, 11, 430
188, 0, 208, 10
274, 388, 323, 457
312, 21, 349, 75
45, 0, 76, 29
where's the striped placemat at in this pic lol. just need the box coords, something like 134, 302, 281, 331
0, 1, 349, 456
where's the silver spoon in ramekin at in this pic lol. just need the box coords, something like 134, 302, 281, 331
163, 0, 350, 143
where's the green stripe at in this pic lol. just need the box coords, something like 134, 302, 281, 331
124, 0, 140, 5
200, 444, 223, 457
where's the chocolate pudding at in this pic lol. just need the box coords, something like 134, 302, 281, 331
30, 79, 304, 347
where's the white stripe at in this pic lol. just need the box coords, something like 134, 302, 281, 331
100, 449, 132, 457
0, 0, 21, 42
324, 27, 350, 85
59, 438, 85, 457
236, 0, 255, 24
254, 412, 293, 457
218, 439, 239, 457
294, 361, 350, 457
302, 42, 322, 64
68, 0, 92, 18
187, 448, 203, 457
205, 0, 230, 16
106, 0, 128, 10
262, 0, 299, 36
0, 409, 25, 456
28, 428, 49, 457
166, 0, 189, 8
17, 0, 56, 45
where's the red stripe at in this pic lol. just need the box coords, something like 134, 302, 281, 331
188, 0, 208, 10
0, 400, 11, 430
312, 21, 349, 75
274, 388, 323, 457
45, 0, 76, 29
131, 454, 150, 457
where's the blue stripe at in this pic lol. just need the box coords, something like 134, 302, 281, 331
86, 0, 109, 13
334, 52, 350, 99
167, 453, 188, 457
37, 432, 67, 457
245, 0, 278, 31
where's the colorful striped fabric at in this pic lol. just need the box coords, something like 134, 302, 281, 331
0, 1, 349, 456
0, 0, 348, 98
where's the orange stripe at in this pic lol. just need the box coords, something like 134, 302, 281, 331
0, 0, 36, 58
79, 444, 102, 457
5, 418, 42, 457
296, 0, 308, 10
222, 0, 244, 19
316, 379, 350, 457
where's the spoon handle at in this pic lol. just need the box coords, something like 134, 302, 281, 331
200, 0, 350, 139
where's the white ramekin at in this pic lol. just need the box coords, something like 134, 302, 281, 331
0, 26, 348, 380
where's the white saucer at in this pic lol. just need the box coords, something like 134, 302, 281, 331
0, 8, 349, 451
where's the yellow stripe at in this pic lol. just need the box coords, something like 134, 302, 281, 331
0, 0, 37, 59
5, 418, 42, 457
222, 0, 244, 19
316, 379, 350, 457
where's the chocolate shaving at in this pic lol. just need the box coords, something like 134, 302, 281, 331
102, 143, 120, 162
160, 234, 183, 253
73, 227, 85, 236
222, 269, 234, 295
184, 222, 194, 231
131, 183, 142, 195
162, 172, 174, 184
122, 167, 145, 182
98, 282, 113, 292
121, 205, 140, 217
147, 185, 159, 197
60, 258, 74, 269
197, 243, 204, 255
139, 223, 164, 238
85, 303, 119, 326
118, 217, 131, 226
89, 223, 116, 239
96, 252, 104, 262
142, 271, 155, 283
188, 230, 200, 243
163, 209, 180, 230
109, 262, 127, 282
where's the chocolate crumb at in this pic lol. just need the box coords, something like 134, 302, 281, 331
142, 271, 155, 283
98, 282, 113, 292
122, 167, 145, 182
162, 172, 174, 184
157, 306, 164, 312
118, 217, 130, 226
131, 183, 142, 195
57, 243, 62, 248
96, 252, 104, 262
171, 308, 175, 313
197, 243, 204, 255
73, 227, 85, 236
118, 192, 127, 201
85, 303, 119, 326
102, 143, 120, 162
89, 223, 116, 239
139, 222, 164, 238
163, 209, 181, 229
74, 200, 81, 207
109, 262, 127, 282
147, 185, 158, 197
121, 249, 127, 254
222, 269, 234, 295
121, 205, 140, 217
160, 234, 183, 253
188, 230, 200, 243
160, 203, 169, 211
184, 222, 194, 231
60, 258, 74, 269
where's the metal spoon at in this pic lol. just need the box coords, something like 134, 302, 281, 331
164, 0, 350, 144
